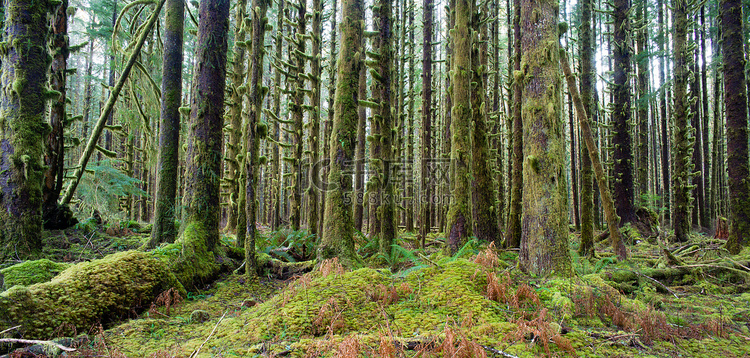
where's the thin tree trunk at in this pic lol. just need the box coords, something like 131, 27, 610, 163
561, 53, 628, 260
420, 0, 433, 247
505, 0, 522, 249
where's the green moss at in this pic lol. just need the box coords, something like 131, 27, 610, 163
1, 259, 71, 290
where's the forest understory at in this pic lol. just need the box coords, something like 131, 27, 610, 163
1, 219, 748, 358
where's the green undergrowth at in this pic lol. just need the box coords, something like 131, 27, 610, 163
97, 243, 749, 358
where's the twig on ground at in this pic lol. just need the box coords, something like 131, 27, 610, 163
189, 310, 227, 358
480, 344, 520, 358
624, 269, 679, 298
0, 338, 76, 352
0, 325, 21, 335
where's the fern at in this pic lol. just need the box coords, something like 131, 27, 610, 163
447, 238, 480, 262
75, 159, 148, 220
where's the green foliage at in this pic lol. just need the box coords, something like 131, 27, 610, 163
641, 192, 667, 214
75, 160, 149, 220
257, 229, 316, 262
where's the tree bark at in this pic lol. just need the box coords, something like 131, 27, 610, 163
518, 0, 572, 276
318, 0, 364, 266
0, 0, 54, 261
183, 0, 231, 251
446, 0, 473, 253
722, 0, 750, 253
420, 0, 433, 248
150, 0, 184, 247
504, 0, 522, 249
613, 0, 635, 224
671, 0, 693, 243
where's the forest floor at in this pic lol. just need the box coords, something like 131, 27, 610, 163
1, 218, 750, 357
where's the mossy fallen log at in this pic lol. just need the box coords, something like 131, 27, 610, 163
0, 251, 182, 338
0, 223, 238, 339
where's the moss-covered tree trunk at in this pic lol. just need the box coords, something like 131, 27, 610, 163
635, 0, 649, 202
492, 0, 504, 234
320, 0, 338, 233
318, 0, 363, 266
405, 0, 415, 232
578, 0, 595, 256
150, 0, 184, 247
289, 0, 307, 231
671, 0, 693, 243
562, 53, 628, 260
375, 0, 396, 257
658, 0, 670, 225
518, 0, 571, 276
690, 21, 705, 229
420, 0, 433, 247
271, 0, 286, 231
182, 0, 230, 251
306, 0, 322, 238
353, 49, 367, 233
446, 0, 472, 253
43, 0, 74, 230
504, 0, 522, 249
223, 0, 249, 236
612, 0, 635, 224
245, 0, 270, 276
0, 0, 54, 261
722, 0, 750, 254
470, 6, 499, 246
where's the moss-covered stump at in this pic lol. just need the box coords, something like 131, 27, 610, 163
0, 259, 71, 291
0, 251, 183, 338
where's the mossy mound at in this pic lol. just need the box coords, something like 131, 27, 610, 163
99, 248, 750, 358
0, 259, 71, 291
0, 251, 183, 338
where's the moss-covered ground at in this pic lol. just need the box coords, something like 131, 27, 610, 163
1, 227, 749, 357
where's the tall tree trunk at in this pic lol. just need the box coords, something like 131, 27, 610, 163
405, 0, 415, 232
519, 0, 572, 276
0, 0, 53, 261
671, 0, 694, 242
289, 0, 307, 231
613, 0, 635, 224
320, 0, 338, 233
271, 0, 286, 231
149, 0, 185, 247
722, 0, 750, 253
505, 0, 522, 249
420, 0, 433, 247
700, 5, 711, 226
446, 0, 473, 253
492, 0, 504, 233
375, 0, 396, 257
223, 0, 248, 235
690, 18, 706, 228
245, 0, 270, 276
578, 0, 595, 256
43, 0, 75, 229
470, 4, 499, 246
659, 0, 671, 225
353, 50, 367, 232
307, 0, 323, 237
183, 0, 230, 251
635, 0, 649, 202
318, 0, 363, 266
